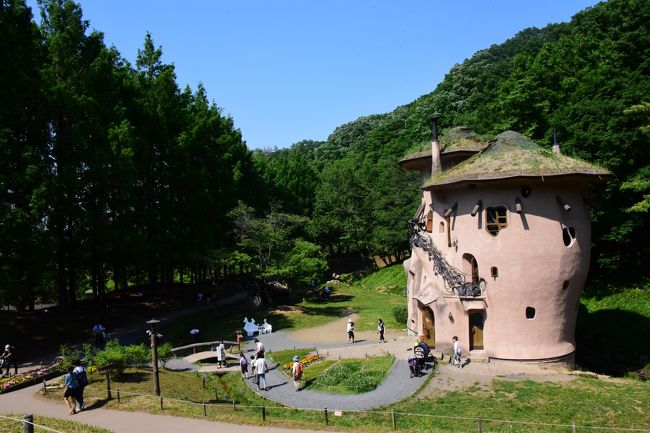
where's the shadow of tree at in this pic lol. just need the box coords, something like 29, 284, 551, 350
576, 305, 650, 376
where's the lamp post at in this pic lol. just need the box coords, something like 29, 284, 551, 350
147, 319, 161, 396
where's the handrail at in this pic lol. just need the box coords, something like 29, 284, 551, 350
172, 340, 238, 353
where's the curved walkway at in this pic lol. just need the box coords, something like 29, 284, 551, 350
240, 328, 431, 410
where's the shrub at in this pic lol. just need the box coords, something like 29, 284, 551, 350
157, 342, 174, 368
93, 340, 127, 377
124, 344, 150, 367
393, 306, 408, 325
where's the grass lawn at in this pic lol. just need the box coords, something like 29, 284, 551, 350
158, 264, 407, 347
308, 355, 395, 394
0, 414, 114, 433
41, 366, 650, 433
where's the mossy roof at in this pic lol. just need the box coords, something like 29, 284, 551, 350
423, 131, 612, 188
399, 127, 486, 166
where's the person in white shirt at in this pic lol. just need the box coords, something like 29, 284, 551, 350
452, 336, 462, 368
254, 338, 265, 358
346, 319, 355, 343
253, 355, 268, 391
216, 341, 226, 368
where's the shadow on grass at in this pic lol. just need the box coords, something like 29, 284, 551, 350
115, 372, 149, 383
576, 305, 650, 376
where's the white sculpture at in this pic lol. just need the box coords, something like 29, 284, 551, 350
258, 318, 273, 334
243, 317, 259, 337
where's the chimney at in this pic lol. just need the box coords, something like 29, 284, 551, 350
552, 129, 561, 154
431, 116, 441, 175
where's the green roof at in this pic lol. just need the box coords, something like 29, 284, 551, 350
423, 131, 612, 188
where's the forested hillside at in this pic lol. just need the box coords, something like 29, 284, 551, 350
1, 0, 648, 312
262, 0, 650, 289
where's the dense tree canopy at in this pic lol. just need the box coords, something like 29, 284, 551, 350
0, 0, 647, 310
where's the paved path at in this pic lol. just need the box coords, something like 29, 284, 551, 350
0, 382, 325, 433
240, 329, 431, 410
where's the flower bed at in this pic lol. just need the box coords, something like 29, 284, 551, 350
282, 353, 322, 370
0, 360, 63, 394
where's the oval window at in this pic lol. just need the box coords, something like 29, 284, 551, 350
525, 307, 536, 319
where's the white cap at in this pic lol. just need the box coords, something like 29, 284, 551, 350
5, 344, 9, 349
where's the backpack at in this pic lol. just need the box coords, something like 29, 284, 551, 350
294, 362, 303, 379
75, 369, 88, 387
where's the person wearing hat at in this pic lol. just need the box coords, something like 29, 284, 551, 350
291, 355, 303, 391
1, 344, 17, 377
346, 319, 355, 343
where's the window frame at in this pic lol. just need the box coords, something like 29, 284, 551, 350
485, 205, 508, 236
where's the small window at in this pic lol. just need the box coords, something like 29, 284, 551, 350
562, 227, 576, 246
439, 222, 445, 233
525, 307, 536, 319
426, 210, 433, 233
491, 267, 498, 278
485, 206, 508, 236
521, 186, 531, 197
562, 280, 570, 291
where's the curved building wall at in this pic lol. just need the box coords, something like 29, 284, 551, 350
406, 178, 592, 360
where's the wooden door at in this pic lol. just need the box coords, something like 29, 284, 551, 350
422, 307, 435, 348
469, 312, 484, 350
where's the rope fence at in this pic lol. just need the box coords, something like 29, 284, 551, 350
0, 415, 65, 433
73, 387, 650, 433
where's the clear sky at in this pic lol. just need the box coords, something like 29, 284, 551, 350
28, 1, 600, 150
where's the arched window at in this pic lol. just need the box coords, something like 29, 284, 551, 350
485, 206, 508, 236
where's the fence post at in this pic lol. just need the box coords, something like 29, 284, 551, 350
262, 406, 266, 421
202, 376, 206, 388
203, 402, 207, 416
42, 380, 47, 394
477, 415, 482, 433
324, 408, 328, 426
391, 410, 396, 430
117, 389, 121, 403
23, 414, 34, 433
160, 395, 164, 410
572, 422, 577, 433
232, 400, 236, 411
105, 369, 112, 400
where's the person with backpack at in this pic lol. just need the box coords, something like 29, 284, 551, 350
291, 355, 303, 391
377, 319, 386, 343
63, 366, 80, 414
72, 361, 88, 411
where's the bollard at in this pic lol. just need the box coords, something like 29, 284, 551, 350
23, 414, 34, 433
117, 389, 121, 403
160, 395, 164, 410
262, 406, 266, 421
324, 408, 328, 426
477, 415, 482, 433
203, 402, 207, 416
391, 410, 396, 430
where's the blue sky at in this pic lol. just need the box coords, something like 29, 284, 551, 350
29, 1, 600, 149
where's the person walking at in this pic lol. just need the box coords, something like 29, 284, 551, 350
1, 344, 17, 377
63, 366, 80, 414
253, 355, 268, 391
254, 338, 265, 358
239, 353, 249, 380
216, 340, 226, 368
291, 355, 303, 391
72, 361, 88, 411
377, 319, 386, 343
346, 319, 355, 343
92, 324, 106, 348
451, 336, 462, 368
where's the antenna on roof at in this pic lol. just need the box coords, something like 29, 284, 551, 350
431, 115, 440, 141
552, 129, 561, 154
431, 115, 442, 175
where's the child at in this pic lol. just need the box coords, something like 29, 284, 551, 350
291, 355, 303, 391
239, 353, 249, 379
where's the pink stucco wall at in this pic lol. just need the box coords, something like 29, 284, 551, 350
406, 177, 592, 361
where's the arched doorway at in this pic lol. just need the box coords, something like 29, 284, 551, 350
469, 312, 484, 350
420, 306, 435, 348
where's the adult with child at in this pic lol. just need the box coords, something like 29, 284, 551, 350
253, 354, 269, 391
1, 344, 17, 377
291, 355, 303, 391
